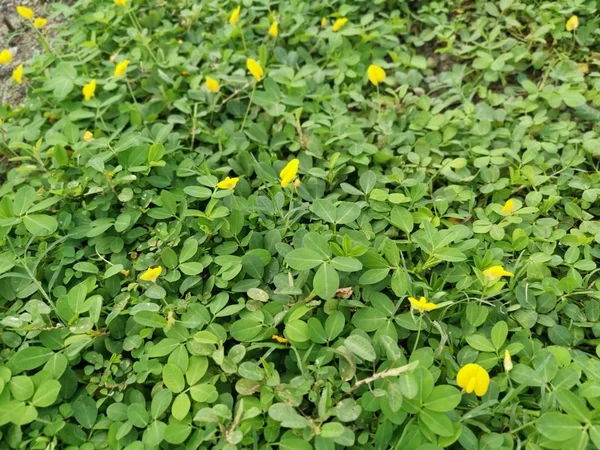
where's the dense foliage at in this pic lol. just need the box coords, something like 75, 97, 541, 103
2, 0, 600, 449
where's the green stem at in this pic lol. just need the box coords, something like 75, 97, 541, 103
128, 11, 158, 63
411, 314, 423, 355
241, 83, 256, 130
237, 24, 248, 52
376, 84, 381, 118
126, 79, 138, 106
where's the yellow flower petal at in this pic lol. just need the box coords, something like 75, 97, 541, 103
82, 80, 96, 101
578, 63, 589, 74
12, 64, 23, 84
33, 17, 47, 28
269, 21, 278, 38
0, 49, 13, 65
332, 17, 348, 32
566, 15, 579, 32
140, 266, 162, 282
501, 199, 515, 214
247, 58, 264, 82
114, 0, 127, 6
321, 17, 327, 28
229, 5, 241, 24
408, 296, 437, 313
83, 131, 94, 143
205, 76, 220, 93
457, 363, 490, 397
280, 159, 299, 187
504, 350, 513, 372
483, 265, 514, 279
272, 335, 288, 343
17, 6, 34, 20
114, 60, 130, 78
216, 176, 239, 190
367, 64, 386, 86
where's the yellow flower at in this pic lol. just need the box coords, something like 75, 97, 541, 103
269, 21, 278, 37
140, 266, 162, 282
12, 64, 23, 84
114, 0, 127, 6
503, 350, 513, 372
566, 15, 579, 32
332, 17, 348, 32
272, 335, 288, 343
456, 363, 490, 396
483, 265, 514, 279
321, 17, 327, 28
114, 60, 130, 78
205, 76, 219, 93
17, 6, 34, 20
83, 131, 94, 143
247, 58, 264, 81
501, 199, 515, 214
408, 296, 438, 314
578, 63, 589, 74
0, 49, 13, 64
367, 64, 386, 86
216, 176, 239, 190
229, 5, 241, 24
82, 80, 96, 101
33, 17, 47, 28
280, 159, 299, 187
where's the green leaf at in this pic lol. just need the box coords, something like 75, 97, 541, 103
311, 199, 336, 223
32, 380, 62, 407
134, 311, 167, 328
303, 232, 332, 258
307, 318, 328, 344
23, 214, 58, 236
331, 256, 362, 272
419, 408, 454, 437
151, 388, 173, 419
313, 264, 339, 299
180, 238, 198, 263
285, 320, 309, 342
163, 363, 185, 393
359, 268, 390, 285
390, 206, 414, 234
537, 412, 582, 441
147, 338, 179, 357
352, 307, 388, 332
344, 335, 376, 361
164, 420, 192, 444
13, 185, 36, 215
72, 396, 98, 429
279, 439, 313, 450
128, 403, 150, 428
189, 383, 218, 403
465, 334, 496, 352
423, 385, 462, 412
172, 393, 191, 421
491, 321, 508, 350
285, 248, 325, 270
336, 202, 361, 224
555, 390, 591, 423
179, 262, 204, 276
9, 376, 34, 401
231, 319, 263, 342
325, 311, 345, 341
11, 347, 54, 371
268, 403, 310, 429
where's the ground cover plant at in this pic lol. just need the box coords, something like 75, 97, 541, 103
1, 0, 600, 448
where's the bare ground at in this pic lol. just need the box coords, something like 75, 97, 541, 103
0, 0, 58, 107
